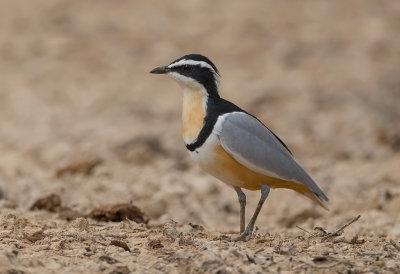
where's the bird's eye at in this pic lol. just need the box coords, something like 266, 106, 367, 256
183, 65, 192, 72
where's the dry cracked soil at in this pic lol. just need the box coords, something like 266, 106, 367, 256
0, 1, 399, 273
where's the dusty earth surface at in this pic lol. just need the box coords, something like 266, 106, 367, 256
1, 1, 400, 273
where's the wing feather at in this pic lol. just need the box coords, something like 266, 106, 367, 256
217, 112, 328, 204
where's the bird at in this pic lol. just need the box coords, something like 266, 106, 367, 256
150, 54, 328, 241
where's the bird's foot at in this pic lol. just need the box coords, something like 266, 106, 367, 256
229, 226, 254, 242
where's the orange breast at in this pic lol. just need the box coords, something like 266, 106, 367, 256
181, 90, 206, 143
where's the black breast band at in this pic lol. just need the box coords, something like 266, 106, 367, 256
185, 97, 242, 151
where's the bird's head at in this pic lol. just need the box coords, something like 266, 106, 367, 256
150, 54, 220, 97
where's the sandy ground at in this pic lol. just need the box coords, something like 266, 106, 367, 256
1, 0, 400, 273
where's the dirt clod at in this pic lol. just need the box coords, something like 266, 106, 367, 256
30, 194, 82, 221
110, 240, 130, 252
147, 238, 164, 249
87, 203, 149, 224
30, 194, 62, 212
376, 128, 400, 151
188, 222, 204, 231
23, 229, 45, 242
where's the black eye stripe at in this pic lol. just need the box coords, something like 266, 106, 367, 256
183, 65, 192, 72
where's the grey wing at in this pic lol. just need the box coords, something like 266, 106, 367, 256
217, 112, 328, 203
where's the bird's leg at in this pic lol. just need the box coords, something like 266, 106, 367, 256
234, 187, 246, 234
232, 184, 270, 242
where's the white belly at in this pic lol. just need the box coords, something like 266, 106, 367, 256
188, 132, 219, 169
186, 131, 248, 188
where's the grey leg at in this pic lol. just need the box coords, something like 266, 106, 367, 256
234, 187, 246, 233
232, 184, 270, 242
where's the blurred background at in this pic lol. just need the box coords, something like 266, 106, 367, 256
0, 0, 399, 234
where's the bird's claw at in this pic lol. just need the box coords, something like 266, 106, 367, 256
229, 232, 252, 242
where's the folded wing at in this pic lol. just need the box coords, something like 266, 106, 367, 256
217, 112, 328, 206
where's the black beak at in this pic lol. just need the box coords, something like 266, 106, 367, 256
150, 66, 170, 74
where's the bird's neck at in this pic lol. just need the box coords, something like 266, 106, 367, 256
181, 87, 209, 144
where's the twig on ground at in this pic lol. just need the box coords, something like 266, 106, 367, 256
388, 239, 400, 252
321, 215, 361, 241
296, 225, 311, 234
246, 253, 256, 264
254, 248, 265, 254
314, 227, 328, 235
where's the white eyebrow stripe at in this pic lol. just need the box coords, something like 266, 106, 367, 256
168, 59, 217, 74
